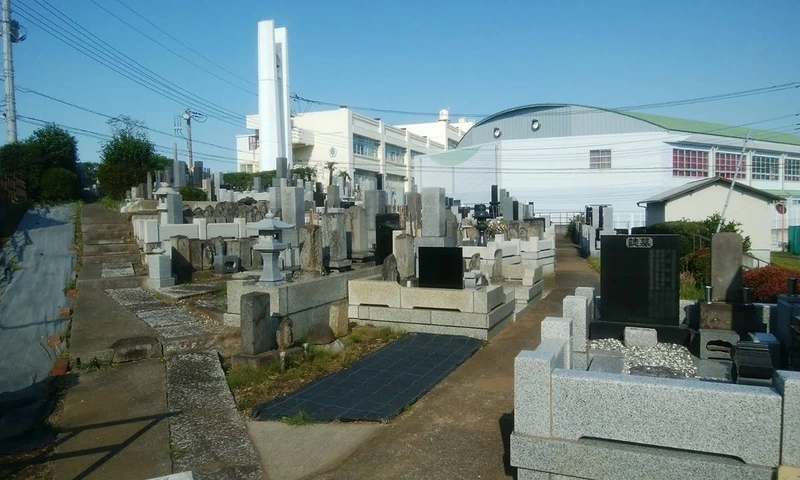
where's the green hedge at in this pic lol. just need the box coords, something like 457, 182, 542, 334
39, 167, 79, 203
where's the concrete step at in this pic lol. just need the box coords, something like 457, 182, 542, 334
83, 243, 139, 256
82, 252, 142, 265
82, 232, 132, 245
77, 274, 147, 290
83, 238, 127, 246
82, 224, 131, 237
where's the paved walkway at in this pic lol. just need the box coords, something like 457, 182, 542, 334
314, 236, 599, 480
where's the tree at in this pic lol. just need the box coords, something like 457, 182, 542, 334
324, 161, 337, 186
152, 154, 173, 171
95, 116, 165, 200
0, 124, 79, 201
223, 172, 253, 192
40, 168, 79, 203
29, 124, 79, 173
254, 170, 276, 187
291, 165, 316, 182
80, 162, 98, 187
179, 186, 208, 201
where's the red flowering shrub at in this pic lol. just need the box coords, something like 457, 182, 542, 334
743, 265, 800, 303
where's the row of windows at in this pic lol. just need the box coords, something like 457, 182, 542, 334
589, 149, 611, 169
248, 135, 259, 151
672, 148, 800, 181
353, 134, 380, 158
385, 144, 406, 163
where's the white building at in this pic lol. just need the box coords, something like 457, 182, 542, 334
236, 108, 473, 204
418, 104, 800, 242
638, 177, 783, 263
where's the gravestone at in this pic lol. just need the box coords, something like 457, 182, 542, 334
241, 292, 276, 355
421, 187, 446, 237
166, 193, 183, 224
468, 253, 481, 271
326, 185, 340, 209
299, 224, 323, 271
381, 254, 400, 283
281, 187, 305, 228
276, 317, 294, 351
170, 235, 192, 283
321, 212, 351, 271
711, 232, 743, 303
253, 177, 262, 193
393, 233, 415, 280
491, 249, 503, 282
595, 234, 682, 341
375, 213, 401, 266
418, 247, 464, 290
519, 227, 529, 241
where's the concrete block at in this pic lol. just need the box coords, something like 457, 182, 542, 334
421, 187, 446, 237
348, 280, 401, 308
624, 326, 658, 348
698, 328, 740, 360
400, 287, 474, 313
775, 370, 800, 467
286, 275, 347, 313
511, 434, 775, 480
514, 341, 566, 437
541, 263, 555, 275
550, 369, 783, 466
348, 305, 358, 319
562, 295, 589, 353
369, 306, 432, 325
542, 317, 573, 368
147, 277, 175, 289
227, 279, 257, 314
474, 285, 504, 314
430, 310, 488, 329
240, 292, 275, 355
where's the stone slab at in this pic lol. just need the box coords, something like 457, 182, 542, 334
542, 317, 573, 368
400, 287, 475, 313
624, 326, 658, 348
550, 369, 782, 466
511, 434, 774, 480
562, 295, 589, 353
514, 341, 566, 437
474, 285, 504, 314
588, 354, 624, 374
775, 370, 800, 467
699, 302, 765, 333
365, 306, 432, 324
348, 280, 401, 308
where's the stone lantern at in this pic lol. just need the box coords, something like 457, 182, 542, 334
474, 203, 490, 247
249, 211, 295, 286
154, 184, 178, 224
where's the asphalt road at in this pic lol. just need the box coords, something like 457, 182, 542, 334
0, 205, 75, 395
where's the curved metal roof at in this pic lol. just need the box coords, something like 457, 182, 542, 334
460, 103, 800, 147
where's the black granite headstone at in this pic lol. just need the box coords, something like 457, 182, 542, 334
599, 234, 679, 326
512, 200, 519, 221
418, 247, 464, 290
313, 192, 325, 208
375, 213, 400, 266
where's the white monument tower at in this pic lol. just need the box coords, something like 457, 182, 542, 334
257, 20, 292, 172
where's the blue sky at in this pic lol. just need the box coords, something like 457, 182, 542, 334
9, 0, 800, 172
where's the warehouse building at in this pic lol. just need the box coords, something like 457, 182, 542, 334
417, 104, 800, 240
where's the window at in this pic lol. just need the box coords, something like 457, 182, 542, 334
753, 155, 779, 181
353, 134, 379, 158
385, 144, 406, 163
589, 149, 611, 169
715, 152, 745, 180
410, 150, 425, 159
248, 135, 259, 151
672, 149, 709, 177
447, 139, 459, 150
787, 158, 800, 182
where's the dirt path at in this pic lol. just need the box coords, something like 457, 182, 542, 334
314, 236, 599, 480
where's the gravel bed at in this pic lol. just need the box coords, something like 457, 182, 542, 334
588, 338, 697, 378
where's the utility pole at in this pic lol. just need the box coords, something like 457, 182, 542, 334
2, 0, 25, 143
175, 108, 206, 183
717, 130, 752, 233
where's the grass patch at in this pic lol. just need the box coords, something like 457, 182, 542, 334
771, 251, 800, 270
281, 410, 315, 426
679, 271, 705, 301
98, 196, 120, 211
78, 357, 111, 372
587, 256, 601, 274
225, 326, 403, 415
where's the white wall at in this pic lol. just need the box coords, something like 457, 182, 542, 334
662, 184, 773, 262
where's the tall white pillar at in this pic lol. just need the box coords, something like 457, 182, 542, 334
274, 26, 293, 169
257, 20, 289, 172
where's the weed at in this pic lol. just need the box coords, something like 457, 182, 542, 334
61, 320, 72, 349
62, 278, 77, 294
679, 271, 705, 301
377, 326, 402, 342
347, 331, 364, 344
167, 444, 185, 458
281, 410, 315, 426
587, 256, 601, 274
79, 357, 111, 372
9, 260, 21, 271
225, 363, 280, 390
98, 196, 120, 211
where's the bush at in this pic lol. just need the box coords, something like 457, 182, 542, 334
179, 186, 208, 201
743, 265, 800, 303
685, 248, 711, 287
565, 220, 577, 241
39, 167, 79, 203
632, 214, 751, 258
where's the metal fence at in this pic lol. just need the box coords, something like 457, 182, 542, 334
0, 175, 26, 204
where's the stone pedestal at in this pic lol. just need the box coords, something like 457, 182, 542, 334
146, 253, 175, 289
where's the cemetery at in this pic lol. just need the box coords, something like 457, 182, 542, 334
511, 229, 800, 479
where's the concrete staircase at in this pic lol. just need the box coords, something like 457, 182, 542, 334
77, 204, 146, 289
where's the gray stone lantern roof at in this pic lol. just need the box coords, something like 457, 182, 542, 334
248, 211, 295, 234
154, 185, 178, 197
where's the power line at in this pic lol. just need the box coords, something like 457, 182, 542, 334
293, 81, 800, 119
87, 0, 256, 96
112, 0, 254, 87
28, 0, 244, 121
15, 1, 245, 128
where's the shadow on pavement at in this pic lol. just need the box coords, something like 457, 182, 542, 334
499, 412, 516, 478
